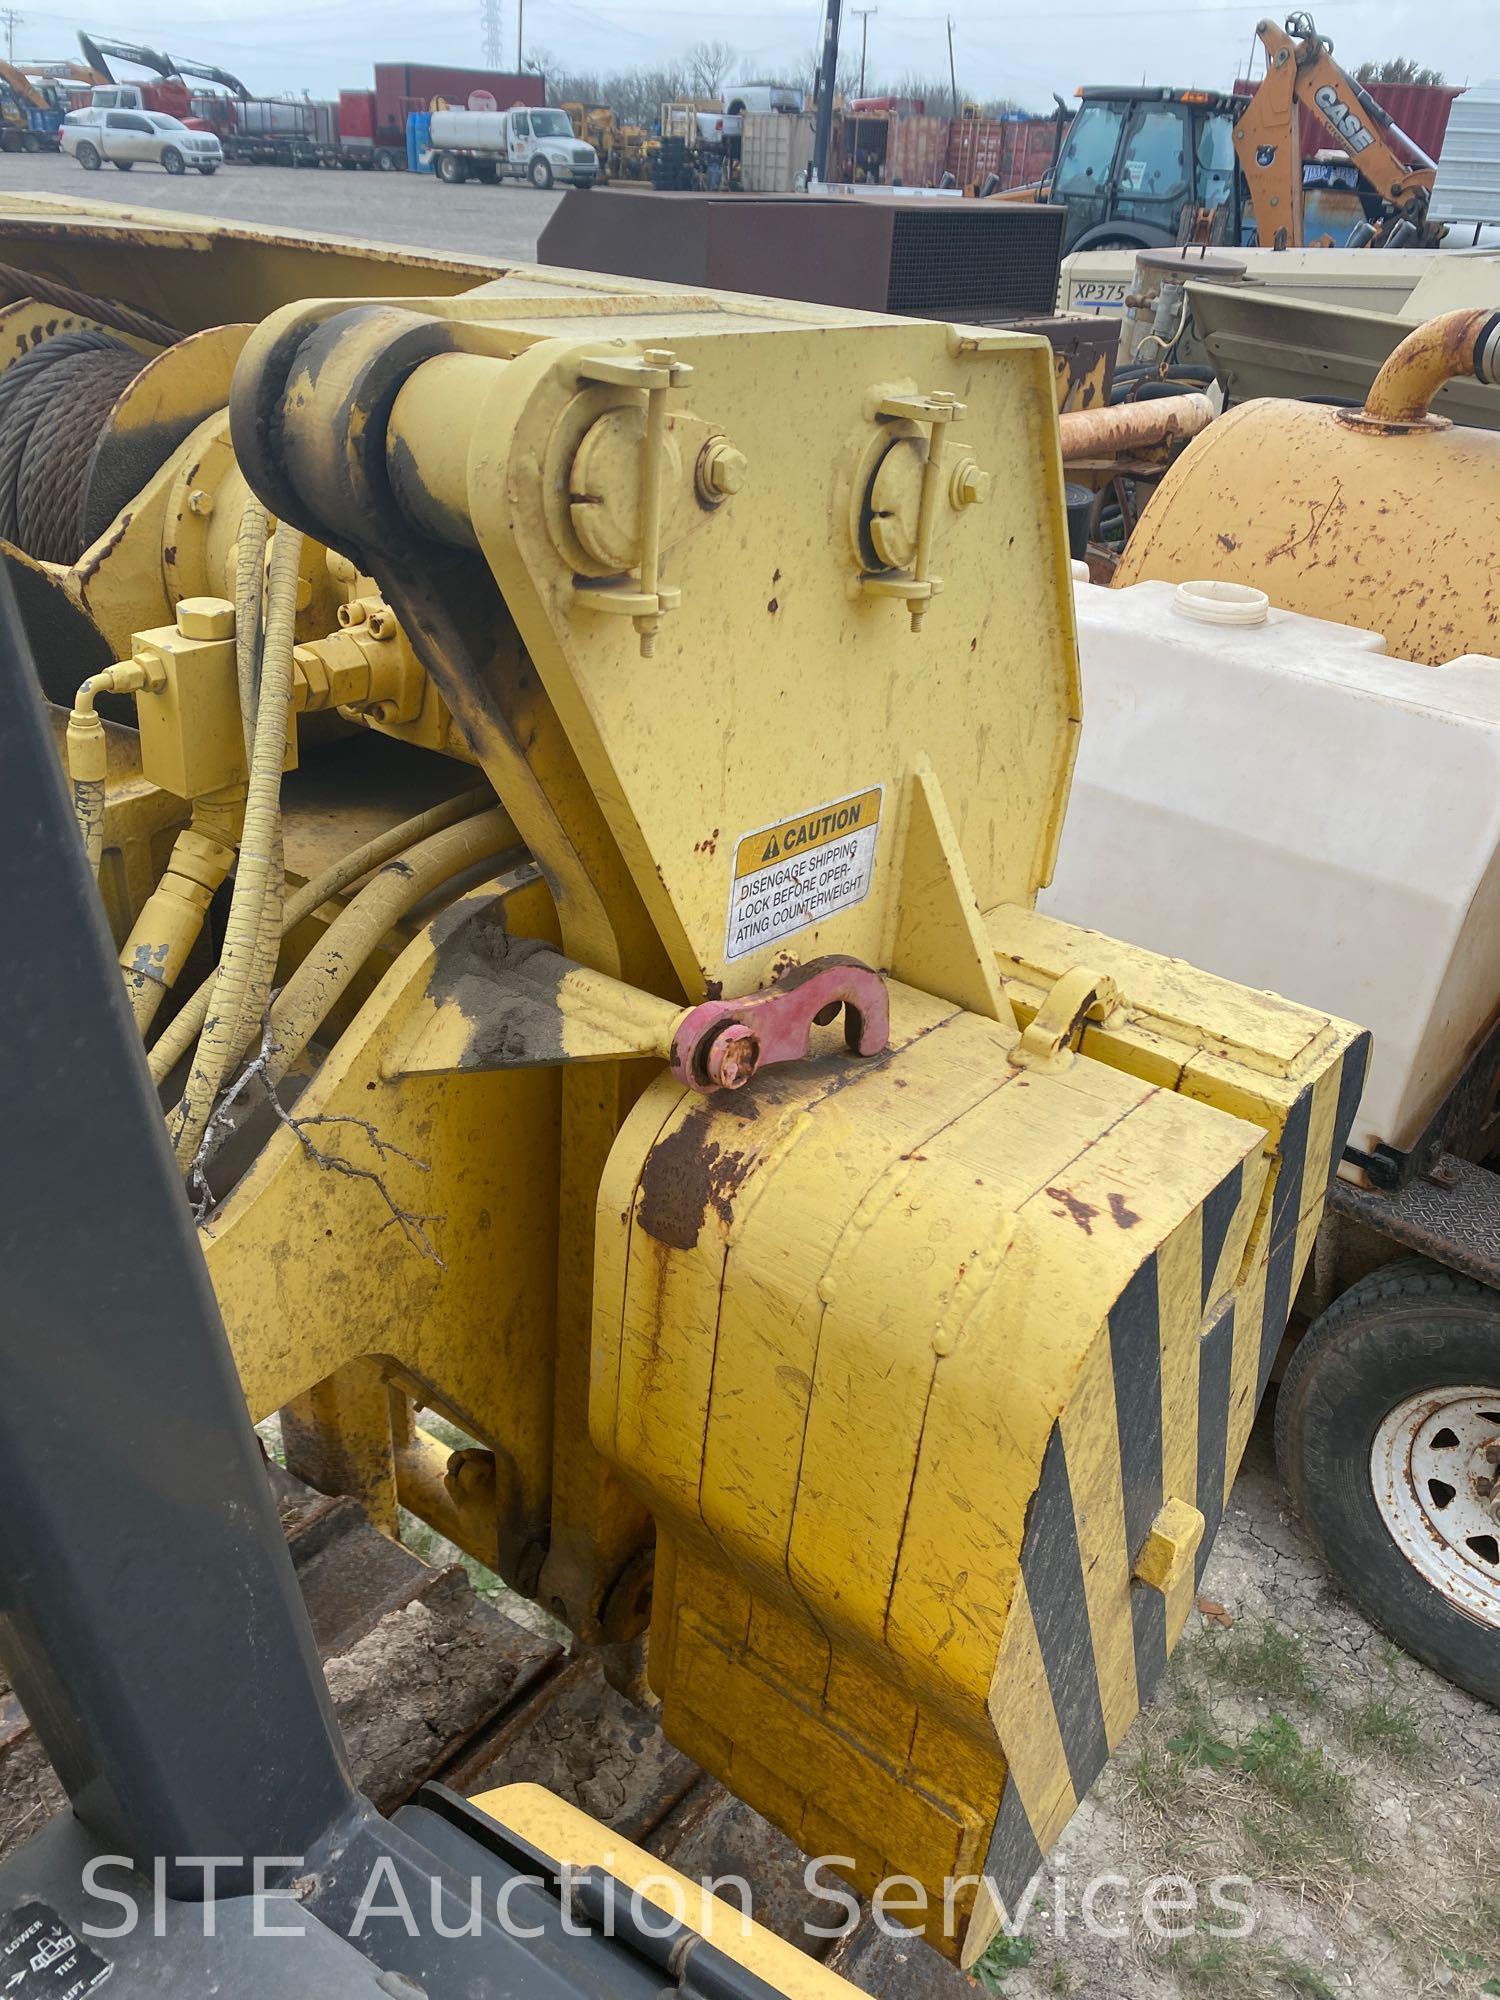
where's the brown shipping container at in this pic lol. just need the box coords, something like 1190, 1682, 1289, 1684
887, 113, 954, 186
946, 117, 1055, 189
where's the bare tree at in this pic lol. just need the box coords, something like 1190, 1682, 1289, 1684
685, 40, 738, 99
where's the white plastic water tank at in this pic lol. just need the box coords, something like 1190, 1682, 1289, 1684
1040, 580, 1500, 1162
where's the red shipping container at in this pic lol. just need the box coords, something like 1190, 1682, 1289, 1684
338, 89, 375, 142
946, 116, 1055, 189
371, 63, 543, 146
1231, 75, 1462, 164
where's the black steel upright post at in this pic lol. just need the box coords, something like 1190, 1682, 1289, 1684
811, 0, 843, 185
0, 572, 355, 1895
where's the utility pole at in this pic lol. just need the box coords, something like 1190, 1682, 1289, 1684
810, 0, 843, 187
852, 6, 876, 97
516, 0, 523, 75
0, 10, 20, 63
480, 0, 503, 68
946, 15, 958, 118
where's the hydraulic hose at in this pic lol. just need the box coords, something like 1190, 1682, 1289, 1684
121, 790, 245, 1034
234, 499, 269, 758
257, 807, 513, 1093
235, 503, 286, 1083
65, 660, 154, 876
146, 788, 492, 1087
171, 528, 302, 1169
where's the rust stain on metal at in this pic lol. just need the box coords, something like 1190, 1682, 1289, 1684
1046, 1184, 1098, 1234
636, 1116, 751, 1251
1107, 1191, 1141, 1229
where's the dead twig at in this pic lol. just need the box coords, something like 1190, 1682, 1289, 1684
188, 1016, 446, 1265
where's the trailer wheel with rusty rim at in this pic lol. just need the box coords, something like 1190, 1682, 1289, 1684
1276, 1258, 1500, 1704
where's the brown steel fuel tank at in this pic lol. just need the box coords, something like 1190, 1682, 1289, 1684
1115, 306, 1500, 665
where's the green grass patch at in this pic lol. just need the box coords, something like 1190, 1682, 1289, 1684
1341, 1694, 1424, 1763
1203, 1623, 1323, 1709
1163, 1936, 1338, 1999
971, 1933, 1036, 1991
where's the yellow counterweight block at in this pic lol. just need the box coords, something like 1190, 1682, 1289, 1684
593, 972, 1369, 1964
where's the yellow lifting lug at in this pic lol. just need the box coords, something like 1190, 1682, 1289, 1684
573, 346, 695, 658
1009, 965, 1122, 1072
1133, 1495, 1206, 1598
862, 388, 967, 632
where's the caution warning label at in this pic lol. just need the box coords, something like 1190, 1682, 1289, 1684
725, 787, 882, 962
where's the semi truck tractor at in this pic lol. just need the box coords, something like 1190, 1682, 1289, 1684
429, 105, 599, 188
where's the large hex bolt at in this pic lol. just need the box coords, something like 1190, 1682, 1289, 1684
949, 456, 991, 509
702, 1020, 761, 1090
697, 437, 748, 505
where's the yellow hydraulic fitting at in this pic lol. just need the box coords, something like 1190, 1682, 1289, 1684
66, 658, 163, 876
131, 597, 258, 801
119, 796, 246, 1033
292, 620, 422, 726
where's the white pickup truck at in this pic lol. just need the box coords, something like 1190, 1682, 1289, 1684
428, 106, 598, 189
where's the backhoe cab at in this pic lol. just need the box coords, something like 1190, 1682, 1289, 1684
999, 84, 1240, 253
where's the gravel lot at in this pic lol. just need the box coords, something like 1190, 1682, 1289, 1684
0, 147, 564, 263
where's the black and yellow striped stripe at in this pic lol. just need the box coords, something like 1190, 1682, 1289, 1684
985, 1029, 1371, 1920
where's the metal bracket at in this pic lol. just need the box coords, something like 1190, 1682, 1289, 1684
670, 956, 890, 1092
862, 388, 967, 632
1009, 966, 1121, 1073
572, 346, 694, 658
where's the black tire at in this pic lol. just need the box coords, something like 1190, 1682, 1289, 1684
473, 160, 498, 185
75, 142, 101, 171
374, 148, 397, 172
529, 155, 553, 190
1276, 1257, 1500, 1704
436, 151, 467, 185
21, 132, 40, 154
162, 147, 186, 176
112, 158, 134, 171
198, 164, 218, 175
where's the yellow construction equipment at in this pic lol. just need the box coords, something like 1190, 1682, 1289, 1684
0, 194, 1366, 1965
1235, 13, 1441, 249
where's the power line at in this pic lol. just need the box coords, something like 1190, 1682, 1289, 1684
0, 9, 21, 62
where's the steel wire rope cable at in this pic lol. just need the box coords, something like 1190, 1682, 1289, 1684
0, 330, 145, 561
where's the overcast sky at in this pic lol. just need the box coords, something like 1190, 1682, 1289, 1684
14, 0, 1498, 108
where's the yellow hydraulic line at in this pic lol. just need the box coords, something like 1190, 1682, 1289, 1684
258, 808, 514, 1092
120, 787, 246, 1034
146, 788, 493, 1087
65, 661, 155, 876
233, 497, 269, 751
231, 502, 284, 1056
171, 528, 302, 1169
